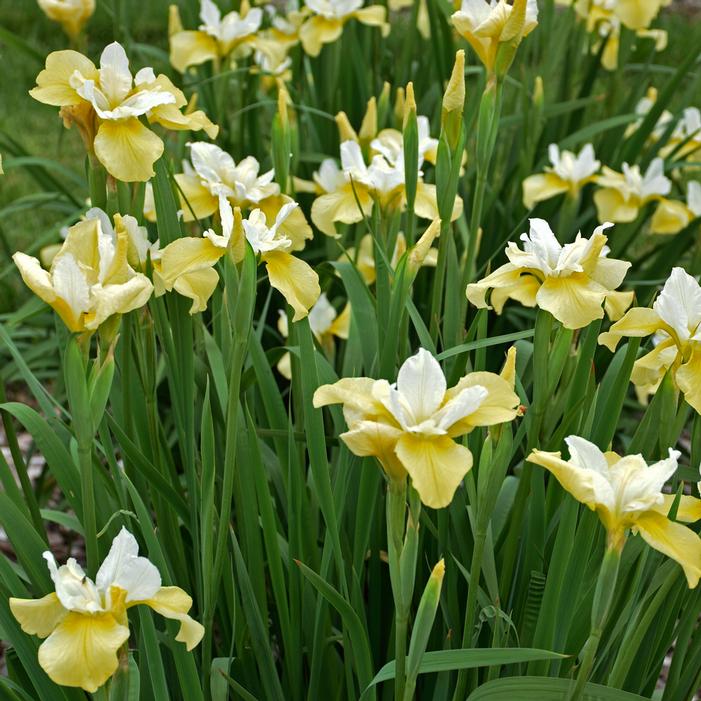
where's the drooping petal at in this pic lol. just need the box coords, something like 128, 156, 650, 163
630, 339, 677, 391
38, 611, 130, 692
148, 104, 219, 140
311, 184, 373, 237
535, 274, 608, 329
395, 434, 473, 509
466, 262, 538, 313
650, 199, 692, 235
614, 0, 666, 30
340, 421, 406, 480
10, 593, 67, 638
172, 268, 221, 314
604, 290, 635, 321
598, 307, 665, 351
174, 174, 218, 221
85, 275, 154, 330
353, 5, 388, 30
594, 188, 640, 223
94, 119, 164, 183
170, 30, 219, 73
299, 16, 344, 57
634, 511, 701, 588
263, 250, 320, 322
415, 183, 462, 221
30, 50, 98, 106
675, 344, 701, 414
522, 173, 570, 209
657, 495, 701, 523
142, 586, 205, 650
258, 195, 313, 251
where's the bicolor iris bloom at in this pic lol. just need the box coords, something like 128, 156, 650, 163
599, 267, 701, 413
30, 42, 218, 181
528, 436, 701, 587
10, 528, 204, 692
313, 347, 519, 508
466, 219, 633, 329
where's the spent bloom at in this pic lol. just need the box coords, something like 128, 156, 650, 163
522, 143, 600, 209
599, 267, 701, 413
314, 347, 519, 508
451, 0, 539, 75
169, 0, 263, 72
466, 219, 633, 329
298, 0, 389, 57
37, 0, 95, 38
593, 157, 672, 224
13, 209, 153, 334
528, 436, 701, 586
10, 528, 204, 692
30, 42, 217, 182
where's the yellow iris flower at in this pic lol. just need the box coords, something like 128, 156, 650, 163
451, 0, 538, 76
297, 0, 389, 57
650, 182, 701, 235
10, 528, 204, 692
313, 347, 519, 508
154, 195, 320, 320
277, 293, 350, 378
593, 157, 672, 224
528, 436, 701, 586
522, 143, 600, 209
30, 42, 217, 182
37, 0, 95, 39
467, 218, 633, 329
13, 208, 153, 334
599, 267, 701, 413
169, 0, 263, 73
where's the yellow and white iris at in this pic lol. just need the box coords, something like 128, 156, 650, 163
467, 219, 633, 329
30, 42, 217, 182
10, 528, 204, 692
593, 157, 671, 224
599, 267, 701, 413
13, 209, 153, 334
650, 182, 701, 235
277, 293, 350, 377
298, 0, 389, 57
314, 347, 519, 508
169, 0, 263, 73
522, 143, 600, 209
451, 0, 539, 75
37, 0, 95, 39
529, 436, 701, 586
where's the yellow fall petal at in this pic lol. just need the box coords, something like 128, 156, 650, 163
37, 611, 130, 692
170, 30, 219, 73
604, 290, 635, 321
650, 199, 691, 235
258, 195, 313, 251
535, 274, 608, 329
657, 494, 701, 523
85, 274, 154, 330
353, 5, 389, 33
614, 0, 665, 30
157, 237, 224, 287
172, 268, 221, 314
277, 351, 293, 380
148, 104, 219, 140
93, 119, 164, 183
594, 188, 640, 223
522, 173, 570, 209
263, 250, 320, 322
142, 586, 204, 651
630, 338, 677, 390
174, 174, 218, 222
329, 303, 351, 338
10, 593, 67, 638
341, 421, 406, 480
415, 183, 463, 221
30, 50, 97, 106
598, 307, 664, 351
675, 345, 701, 414
634, 511, 701, 588
395, 434, 473, 509
311, 184, 373, 237
299, 16, 344, 57
466, 262, 534, 313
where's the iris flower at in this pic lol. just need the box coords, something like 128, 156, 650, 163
599, 267, 701, 413
522, 143, 600, 209
13, 209, 153, 333
593, 158, 672, 224
10, 528, 204, 692
169, 0, 263, 73
529, 436, 701, 586
314, 347, 519, 508
466, 219, 633, 329
297, 0, 389, 57
38, 0, 95, 39
650, 182, 701, 235
451, 0, 539, 75
30, 42, 217, 182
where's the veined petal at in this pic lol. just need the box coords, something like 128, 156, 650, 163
170, 30, 219, 73
263, 250, 320, 322
395, 434, 473, 509
94, 119, 164, 183
535, 274, 608, 329
30, 50, 97, 106
598, 307, 664, 351
634, 511, 701, 588
10, 593, 67, 638
141, 586, 204, 650
38, 611, 130, 692
522, 173, 570, 209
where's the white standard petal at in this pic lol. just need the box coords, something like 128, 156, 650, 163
204, 195, 234, 249
565, 435, 609, 475
45, 553, 104, 613
98, 42, 133, 106
653, 267, 701, 342
96, 527, 161, 602
614, 449, 680, 514
307, 293, 337, 336
393, 348, 447, 425
189, 142, 237, 193
340, 140, 370, 182
315, 159, 347, 193
687, 182, 701, 218
433, 385, 488, 432
200, 0, 223, 37
641, 157, 671, 199
52, 254, 91, 319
